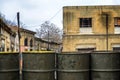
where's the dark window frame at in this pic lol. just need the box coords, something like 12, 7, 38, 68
30, 39, 33, 47
77, 48, 95, 52
80, 18, 92, 28
113, 47, 120, 51
114, 17, 120, 27
24, 38, 28, 46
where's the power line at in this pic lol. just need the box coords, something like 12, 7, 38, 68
25, 8, 62, 28
48, 8, 62, 21
11, 14, 17, 25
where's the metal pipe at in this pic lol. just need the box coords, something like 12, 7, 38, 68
105, 14, 108, 51
102, 13, 109, 51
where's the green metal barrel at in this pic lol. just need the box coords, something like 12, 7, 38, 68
22, 52, 55, 80
0, 53, 19, 80
91, 51, 120, 80
57, 52, 90, 80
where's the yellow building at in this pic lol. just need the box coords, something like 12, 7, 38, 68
63, 5, 120, 52
0, 18, 16, 52
35, 37, 62, 52
10, 26, 36, 52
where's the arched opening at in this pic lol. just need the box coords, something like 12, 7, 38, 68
30, 39, 33, 47
24, 38, 28, 46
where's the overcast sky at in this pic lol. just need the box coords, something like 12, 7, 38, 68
0, 0, 120, 31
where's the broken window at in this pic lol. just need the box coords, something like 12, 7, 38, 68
80, 18, 92, 27
79, 18, 92, 33
114, 17, 120, 27
114, 17, 120, 34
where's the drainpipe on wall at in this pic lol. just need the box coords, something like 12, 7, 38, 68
102, 13, 109, 51
105, 14, 108, 51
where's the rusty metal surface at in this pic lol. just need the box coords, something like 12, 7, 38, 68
0, 53, 19, 80
91, 52, 120, 80
22, 53, 55, 80
57, 53, 90, 80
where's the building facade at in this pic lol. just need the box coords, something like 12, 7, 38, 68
63, 5, 120, 52
0, 19, 16, 52
1, 19, 62, 52
35, 37, 62, 52
10, 26, 36, 52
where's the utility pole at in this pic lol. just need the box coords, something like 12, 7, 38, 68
17, 12, 21, 56
47, 27, 50, 51
17, 12, 22, 80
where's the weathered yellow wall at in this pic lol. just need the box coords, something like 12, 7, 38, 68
63, 34, 120, 51
20, 31, 35, 51
63, 6, 120, 52
5, 31, 11, 51
20, 32, 35, 46
1, 28, 11, 52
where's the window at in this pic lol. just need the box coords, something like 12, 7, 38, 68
113, 47, 120, 51
79, 18, 92, 33
0, 27, 3, 34
80, 18, 92, 27
0, 39, 5, 52
25, 49, 28, 51
30, 39, 33, 47
30, 49, 33, 51
114, 17, 120, 33
24, 38, 28, 46
0, 27, 1, 34
77, 48, 95, 53
114, 17, 120, 27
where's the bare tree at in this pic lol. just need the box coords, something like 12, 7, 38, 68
0, 12, 17, 26
0, 12, 26, 27
0, 12, 6, 21
36, 21, 62, 43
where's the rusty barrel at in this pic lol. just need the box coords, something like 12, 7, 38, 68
57, 52, 90, 80
0, 52, 19, 80
22, 52, 55, 80
91, 51, 120, 80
